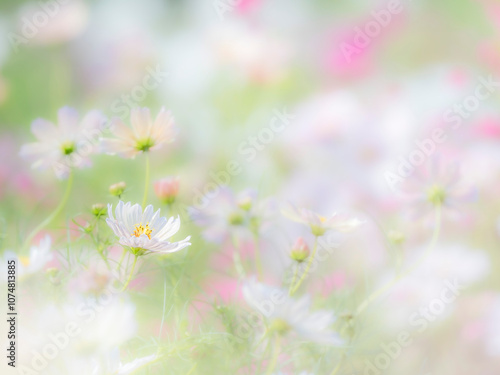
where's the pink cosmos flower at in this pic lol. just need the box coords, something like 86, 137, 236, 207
101, 107, 176, 159
401, 157, 477, 218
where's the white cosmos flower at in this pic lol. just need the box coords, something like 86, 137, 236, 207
101, 107, 176, 159
20, 107, 106, 179
282, 203, 363, 236
106, 201, 191, 255
242, 277, 342, 345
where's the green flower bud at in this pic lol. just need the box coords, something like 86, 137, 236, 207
91, 203, 107, 217
289, 237, 310, 263
109, 181, 126, 197
387, 230, 405, 245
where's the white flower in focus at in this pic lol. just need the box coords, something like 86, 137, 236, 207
242, 277, 342, 345
101, 107, 175, 158
282, 203, 363, 236
2, 235, 52, 278
20, 107, 106, 179
106, 201, 191, 255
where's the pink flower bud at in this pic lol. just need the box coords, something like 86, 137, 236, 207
290, 237, 310, 262
154, 176, 180, 204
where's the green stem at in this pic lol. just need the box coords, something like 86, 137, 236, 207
253, 232, 263, 280
23, 172, 74, 250
330, 352, 346, 375
185, 363, 197, 375
121, 255, 138, 292
116, 249, 127, 271
289, 236, 318, 296
142, 153, 150, 208
265, 335, 281, 375
288, 263, 299, 296
401, 204, 441, 277
231, 234, 246, 279
355, 205, 442, 316
128, 353, 164, 375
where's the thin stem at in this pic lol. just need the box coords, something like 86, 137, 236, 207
24, 172, 74, 250
121, 255, 138, 292
128, 353, 164, 375
329, 348, 348, 375
265, 335, 281, 375
289, 236, 318, 296
231, 234, 246, 279
355, 205, 442, 316
288, 263, 299, 296
116, 249, 127, 271
253, 232, 263, 280
401, 204, 442, 277
185, 363, 198, 375
158, 277, 167, 340
141, 153, 150, 208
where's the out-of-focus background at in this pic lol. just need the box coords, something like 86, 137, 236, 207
1, 0, 500, 374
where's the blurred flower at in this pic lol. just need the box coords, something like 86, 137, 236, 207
17, 0, 89, 46
387, 229, 405, 245
289, 237, 310, 263
154, 176, 179, 205
109, 181, 127, 197
2, 235, 52, 278
402, 157, 477, 217
242, 277, 342, 345
106, 201, 191, 255
19, 107, 106, 179
282, 203, 363, 236
382, 244, 490, 329
190, 188, 274, 243
101, 107, 175, 158
211, 23, 292, 84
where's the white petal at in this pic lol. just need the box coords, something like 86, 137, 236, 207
57, 107, 79, 137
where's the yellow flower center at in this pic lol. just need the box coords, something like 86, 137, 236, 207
132, 223, 152, 240
19, 256, 30, 267
61, 141, 75, 155
269, 318, 291, 335
319, 216, 327, 223
426, 185, 446, 206
136, 138, 155, 152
